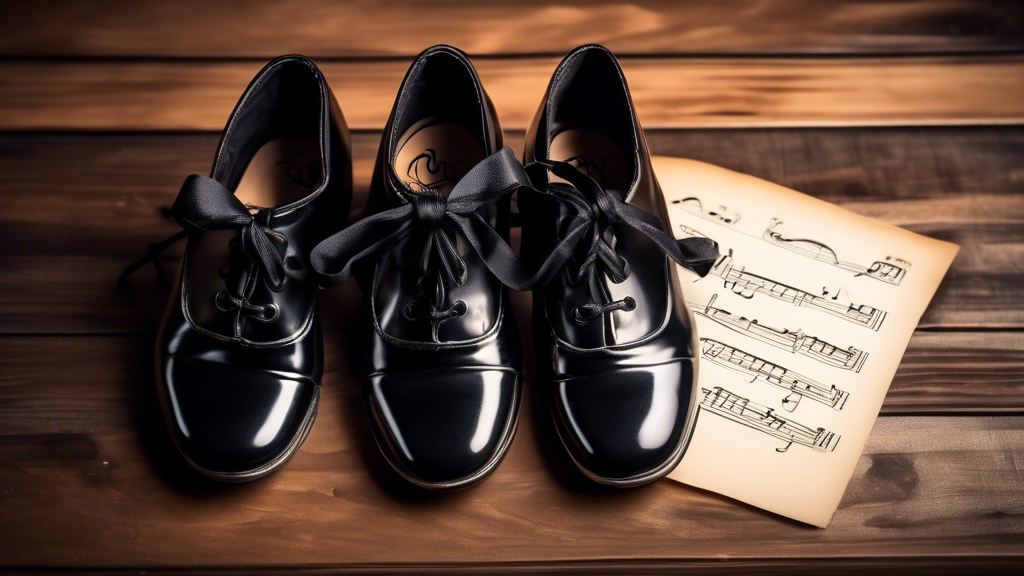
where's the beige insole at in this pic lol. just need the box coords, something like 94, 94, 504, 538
394, 120, 485, 196
549, 128, 631, 192
234, 137, 323, 209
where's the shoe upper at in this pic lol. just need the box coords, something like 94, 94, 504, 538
365, 47, 511, 348
313, 45, 526, 372
310, 45, 526, 489
156, 55, 352, 475
522, 45, 718, 485
523, 45, 704, 357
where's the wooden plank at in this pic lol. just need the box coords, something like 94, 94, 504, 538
2, 56, 1024, 131
1, 0, 1022, 58
1, 127, 1020, 334
0, 333, 1021, 569
890, 331, 1024, 412
8, 558, 1024, 575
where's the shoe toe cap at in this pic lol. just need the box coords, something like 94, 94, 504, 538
553, 359, 696, 485
159, 356, 317, 476
364, 368, 520, 488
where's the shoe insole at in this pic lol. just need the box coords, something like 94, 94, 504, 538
549, 128, 632, 192
394, 119, 485, 197
234, 137, 323, 209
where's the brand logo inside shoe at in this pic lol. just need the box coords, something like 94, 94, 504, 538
276, 159, 323, 189
407, 149, 462, 192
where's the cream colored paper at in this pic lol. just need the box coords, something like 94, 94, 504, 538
655, 156, 959, 527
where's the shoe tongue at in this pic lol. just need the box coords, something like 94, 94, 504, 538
222, 238, 252, 297
222, 209, 286, 297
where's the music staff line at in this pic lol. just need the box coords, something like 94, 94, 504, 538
701, 338, 849, 412
712, 251, 887, 332
700, 387, 841, 453
691, 294, 868, 372
671, 197, 909, 285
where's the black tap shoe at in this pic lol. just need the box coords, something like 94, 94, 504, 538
521, 45, 720, 487
311, 46, 533, 491
123, 56, 352, 482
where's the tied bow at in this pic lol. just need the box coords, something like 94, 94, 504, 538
310, 147, 536, 289
171, 174, 288, 290
117, 174, 289, 304
525, 159, 720, 323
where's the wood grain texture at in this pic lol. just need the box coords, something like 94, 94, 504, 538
1, 0, 1022, 58
891, 331, 1024, 412
0, 2, 1020, 573
2, 128, 1020, 334
0, 332, 1021, 570
9, 558, 1024, 575
3, 56, 1024, 130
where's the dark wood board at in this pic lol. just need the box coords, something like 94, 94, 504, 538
1, 0, 1022, 58
0, 331, 1021, 570
2, 56, 1023, 130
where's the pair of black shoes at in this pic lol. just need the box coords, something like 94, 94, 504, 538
125, 45, 718, 489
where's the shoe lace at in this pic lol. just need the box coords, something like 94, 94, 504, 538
118, 174, 287, 322
401, 189, 471, 328
524, 159, 720, 325
310, 147, 533, 336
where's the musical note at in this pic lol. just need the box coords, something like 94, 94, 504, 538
763, 220, 906, 286
672, 197, 741, 225
670, 201, 909, 286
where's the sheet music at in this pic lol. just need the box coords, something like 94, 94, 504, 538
657, 157, 959, 527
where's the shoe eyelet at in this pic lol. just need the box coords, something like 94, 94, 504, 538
622, 296, 637, 311
570, 306, 590, 325
254, 303, 279, 323
451, 300, 468, 317
214, 291, 235, 312
403, 302, 418, 321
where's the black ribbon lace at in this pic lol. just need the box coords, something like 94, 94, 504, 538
118, 174, 288, 320
524, 159, 720, 324
307, 147, 718, 329
310, 147, 541, 291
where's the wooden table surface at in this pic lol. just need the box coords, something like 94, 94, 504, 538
1, 1, 1022, 573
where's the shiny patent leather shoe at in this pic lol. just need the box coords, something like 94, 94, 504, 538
311, 45, 531, 490
521, 45, 720, 487
121, 56, 352, 482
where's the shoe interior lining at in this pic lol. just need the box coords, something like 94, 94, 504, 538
549, 128, 632, 193
234, 137, 324, 209
545, 49, 636, 184
213, 60, 326, 204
